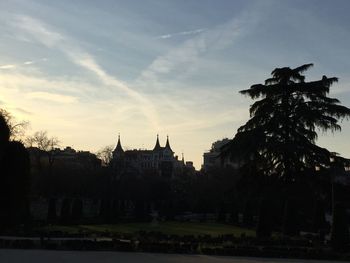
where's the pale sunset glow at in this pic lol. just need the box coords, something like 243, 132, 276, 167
1, 0, 350, 168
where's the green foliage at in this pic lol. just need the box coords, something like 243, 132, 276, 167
223, 64, 350, 180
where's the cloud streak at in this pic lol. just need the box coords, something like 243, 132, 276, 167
139, 14, 252, 84
134, 9, 259, 135
14, 108, 33, 115
12, 15, 63, 47
70, 53, 160, 129
0, 58, 46, 70
11, 14, 160, 131
27, 91, 77, 103
0, 64, 16, 69
157, 28, 206, 39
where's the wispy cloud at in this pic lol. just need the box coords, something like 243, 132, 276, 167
71, 54, 160, 129
0, 72, 91, 95
27, 91, 77, 104
15, 107, 33, 115
0, 58, 46, 70
157, 28, 206, 39
163, 107, 248, 133
12, 15, 63, 47
0, 64, 16, 69
139, 16, 250, 83
135, 9, 259, 134
10, 14, 160, 131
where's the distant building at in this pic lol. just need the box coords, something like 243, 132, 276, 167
202, 138, 238, 171
27, 146, 101, 170
111, 135, 187, 178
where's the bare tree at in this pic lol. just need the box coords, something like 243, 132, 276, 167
0, 108, 29, 141
97, 145, 114, 166
27, 131, 60, 171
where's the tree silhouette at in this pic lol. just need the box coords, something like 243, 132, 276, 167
0, 114, 10, 156
0, 108, 29, 141
26, 130, 59, 172
0, 112, 30, 229
331, 202, 350, 250
71, 198, 83, 222
256, 198, 273, 238
223, 63, 350, 181
47, 198, 57, 223
96, 145, 114, 166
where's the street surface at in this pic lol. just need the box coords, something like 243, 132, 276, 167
0, 249, 341, 263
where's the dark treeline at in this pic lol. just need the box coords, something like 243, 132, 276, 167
25, 143, 350, 245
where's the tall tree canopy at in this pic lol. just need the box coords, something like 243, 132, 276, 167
223, 64, 350, 181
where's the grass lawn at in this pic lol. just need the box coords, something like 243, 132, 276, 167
40, 222, 255, 237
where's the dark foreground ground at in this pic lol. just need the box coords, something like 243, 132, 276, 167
0, 249, 342, 263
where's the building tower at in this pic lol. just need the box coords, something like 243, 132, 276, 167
153, 134, 161, 151
112, 134, 124, 158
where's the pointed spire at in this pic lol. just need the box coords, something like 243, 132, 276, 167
181, 152, 185, 165
114, 133, 124, 153
165, 135, 173, 152
153, 134, 161, 151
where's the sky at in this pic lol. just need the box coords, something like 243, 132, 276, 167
1, 0, 350, 169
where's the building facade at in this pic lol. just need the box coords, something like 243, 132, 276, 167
202, 138, 239, 171
27, 146, 101, 170
111, 135, 185, 178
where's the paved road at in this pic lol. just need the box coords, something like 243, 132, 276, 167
0, 249, 341, 263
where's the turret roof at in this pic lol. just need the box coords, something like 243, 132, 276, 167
114, 134, 124, 153
165, 135, 173, 152
153, 134, 161, 151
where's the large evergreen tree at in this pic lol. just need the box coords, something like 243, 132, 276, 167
223, 64, 350, 181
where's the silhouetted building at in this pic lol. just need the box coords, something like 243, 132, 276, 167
27, 146, 101, 170
202, 138, 238, 171
111, 135, 185, 178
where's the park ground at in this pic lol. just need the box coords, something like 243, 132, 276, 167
37, 221, 256, 237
